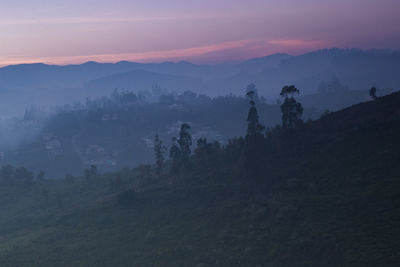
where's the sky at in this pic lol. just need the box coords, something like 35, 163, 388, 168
0, 0, 399, 66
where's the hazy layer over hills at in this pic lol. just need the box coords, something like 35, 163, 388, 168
0, 49, 399, 116
0, 92, 321, 177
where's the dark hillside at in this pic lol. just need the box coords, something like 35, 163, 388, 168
311, 91, 400, 130
0, 93, 399, 266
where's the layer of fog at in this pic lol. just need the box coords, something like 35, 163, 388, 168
0, 48, 399, 118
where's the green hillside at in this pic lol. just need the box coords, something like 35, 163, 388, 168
0, 92, 399, 266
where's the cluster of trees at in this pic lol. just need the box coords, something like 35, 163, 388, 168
151, 83, 305, 180
159, 91, 212, 105
243, 84, 304, 179
13, 85, 277, 178
56, 89, 147, 113
317, 78, 349, 94
0, 82, 381, 192
0, 165, 44, 187
56, 89, 216, 114
152, 122, 193, 175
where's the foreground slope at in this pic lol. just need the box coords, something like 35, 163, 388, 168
0, 92, 399, 266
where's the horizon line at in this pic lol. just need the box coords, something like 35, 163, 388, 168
0, 47, 398, 68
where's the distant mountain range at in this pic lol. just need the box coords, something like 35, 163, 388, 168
0, 48, 399, 116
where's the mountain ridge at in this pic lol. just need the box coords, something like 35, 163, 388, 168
0, 48, 399, 116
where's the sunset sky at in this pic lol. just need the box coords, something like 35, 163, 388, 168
0, 0, 399, 66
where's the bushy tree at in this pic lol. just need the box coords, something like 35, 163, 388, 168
0, 165, 36, 187
369, 86, 377, 100
280, 85, 303, 129
14, 167, 34, 186
194, 138, 222, 171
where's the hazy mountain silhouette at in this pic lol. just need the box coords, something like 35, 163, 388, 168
0, 49, 399, 116
84, 69, 204, 95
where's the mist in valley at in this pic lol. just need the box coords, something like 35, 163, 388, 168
0, 0, 400, 266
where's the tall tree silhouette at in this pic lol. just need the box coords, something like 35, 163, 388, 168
178, 123, 192, 160
246, 84, 265, 138
169, 137, 181, 172
245, 83, 265, 179
280, 85, 303, 129
169, 137, 181, 160
154, 134, 166, 176
169, 124, 192, 172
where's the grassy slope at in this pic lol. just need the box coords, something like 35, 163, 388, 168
0, 93, 399, 266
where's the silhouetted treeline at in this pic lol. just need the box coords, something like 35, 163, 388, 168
0, 165, 42, 187
152, 84, 306, 185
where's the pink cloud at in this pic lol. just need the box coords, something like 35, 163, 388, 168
0, 38, 330, 66
268, 39, 328, 47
